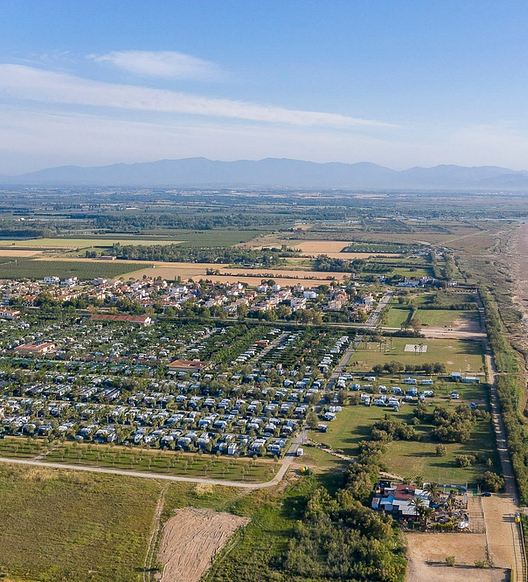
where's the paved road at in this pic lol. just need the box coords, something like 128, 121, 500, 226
326, 291, 392, 391
365, 291, 393, 329
0, 429, 308, 490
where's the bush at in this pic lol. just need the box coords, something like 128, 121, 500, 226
478, 471, 504, 492
436, 444, 447, 457
446, 556, 456, 567
455, 455, 475, 468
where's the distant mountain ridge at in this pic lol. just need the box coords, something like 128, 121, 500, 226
2, 158, 528, 190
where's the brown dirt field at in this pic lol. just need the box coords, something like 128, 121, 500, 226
158, 507, 250, 582
130, 265, 347, 286
292, 240, 351, 253
0, 250, 43, 257
424, 315, 483, 338
482, 494, 520, 569
406, 533, 508, 582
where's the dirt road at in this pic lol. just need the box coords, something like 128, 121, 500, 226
0, 427, 306, 489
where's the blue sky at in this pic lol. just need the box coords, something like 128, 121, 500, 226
1, 1, 528, 173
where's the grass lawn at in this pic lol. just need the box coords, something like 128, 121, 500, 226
416, 309, 479, 327
386, 306, 412, 327
309, 399, 498, 487
300, 442, 349, 472
349, 337, 485, 374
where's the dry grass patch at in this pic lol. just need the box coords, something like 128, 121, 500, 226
158, 507, 250, 582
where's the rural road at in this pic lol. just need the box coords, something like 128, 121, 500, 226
478, 293, 527, 581
365, 290, 393, 329
0, 429, 308, 490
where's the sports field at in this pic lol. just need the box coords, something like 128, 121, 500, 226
349, 337, 485, 373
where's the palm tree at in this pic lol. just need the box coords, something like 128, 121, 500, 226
409, 496, 425, 516
424, 482, 441, 504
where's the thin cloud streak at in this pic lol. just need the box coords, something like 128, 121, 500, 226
88, 50, 222, 80
0, 64, 399, 129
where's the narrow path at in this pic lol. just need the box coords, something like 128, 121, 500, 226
143, 482, 168, 582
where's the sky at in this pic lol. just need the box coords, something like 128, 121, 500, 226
1, 1, 528, 174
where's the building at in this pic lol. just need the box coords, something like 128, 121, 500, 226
371, 483, 430, 518
14, 342, 56, 355
167, 359, 206, 372
0, 309, 21, 319
89, 314, 153, 326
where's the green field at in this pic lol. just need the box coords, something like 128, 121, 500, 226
350, 337, 485, 373
0, 463, 161, 582
0, 229, 263, 249
309, 403, 498, 485
0, 238, 180, 249
386, 306, 412, 327
0, 258, 143, 280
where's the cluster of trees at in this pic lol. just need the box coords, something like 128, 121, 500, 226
429, 405, 477, 443
284, 454, 405, 582
314, 255, 391, 274
95, 212, 284, 231
107, 243, 297, 266
370, 415, 418, 442
372, 360, 446, 375
414, 403, 491, 443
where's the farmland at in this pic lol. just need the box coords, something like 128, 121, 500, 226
0, 257, 143, 279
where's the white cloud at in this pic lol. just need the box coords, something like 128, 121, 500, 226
0, 64, 398, 129
88, 50, 222, 80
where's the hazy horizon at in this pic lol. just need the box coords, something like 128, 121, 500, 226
2, 2, 528, 174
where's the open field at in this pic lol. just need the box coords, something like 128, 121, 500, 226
288, 240, 403, 259
417, 309, 480, 328
0, 463, 161, 582
158, 508, 250, 582
309, 404, 498, 484
0, 257, 144, 280
0, 238, 181, 249
130, 264, 347, 285
406, 533, 507, 582
0, 249, 43, 257
0, 230, 264, 249
386, 306, 412, 327
350, 337, 485, 373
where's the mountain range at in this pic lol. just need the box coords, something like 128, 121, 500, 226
2, 158, 528, 190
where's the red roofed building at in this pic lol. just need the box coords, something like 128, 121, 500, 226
90, 314, 153, 326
